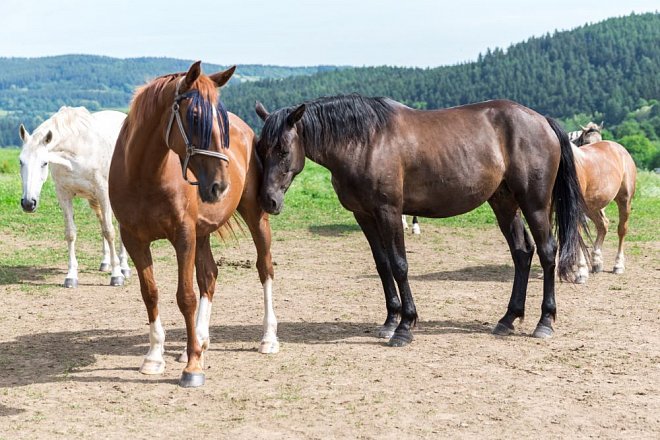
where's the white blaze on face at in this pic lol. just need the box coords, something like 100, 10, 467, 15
19, 146, 50, 207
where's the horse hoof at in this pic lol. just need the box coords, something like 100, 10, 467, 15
121, 268, 132, 279
179, 371, 205, 388
591, 263, 603, 273
613, 266, 624, 274
532, 324, 554, 339
377, 323, 398, 339
575, 274, 588, 284
110, 275, 125, 287
63, 278, 78, 288
139, 359, 165, 375
492, 322, 514, 336
412, 224, 421, 235
387, 331, 413, 347
99, 263, 111, 272
259, 339, 280, 354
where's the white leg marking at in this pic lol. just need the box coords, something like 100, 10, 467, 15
99, 238, 111, 271
140, 316, 166, 375
402, 215, 409, 230
613, 251, 625, 274
591, 248, 603, 273
259, 277, 279, 354
412, 221, 421, 235
196, 296, 212, 350
119, 241, 131, 278
576, 246, 589, 284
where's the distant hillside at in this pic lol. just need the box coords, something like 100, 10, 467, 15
223, 13, 659, 132
0, 56, 340, 145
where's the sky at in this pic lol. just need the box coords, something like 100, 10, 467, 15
1, 0, 657, 67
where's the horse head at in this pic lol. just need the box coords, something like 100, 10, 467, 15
18, 123, 72, 212
254, 101, 307, 214
164, 61, 235, 203
578, 122, 603, 145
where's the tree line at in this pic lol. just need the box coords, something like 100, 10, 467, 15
1, 13, 658, 167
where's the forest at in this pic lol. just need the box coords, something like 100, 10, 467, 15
1, 13, 658, 168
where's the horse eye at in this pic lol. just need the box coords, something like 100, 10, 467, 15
19, 160, 24, 167
41, 162, 47, 168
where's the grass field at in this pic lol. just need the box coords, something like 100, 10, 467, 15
0, 147, 658, 279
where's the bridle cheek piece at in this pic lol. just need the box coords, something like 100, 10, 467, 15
165, 78, 229, 185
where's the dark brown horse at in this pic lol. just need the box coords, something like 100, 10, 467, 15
255, 95, 587, 346
572, 137, 637, 283
109, 61, 279, 388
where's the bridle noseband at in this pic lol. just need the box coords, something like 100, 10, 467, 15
165, 78, 229, 185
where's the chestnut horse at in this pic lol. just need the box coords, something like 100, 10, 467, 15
109, 62, 278, 388
571, 128, 636, 282
255, 95, 587, 346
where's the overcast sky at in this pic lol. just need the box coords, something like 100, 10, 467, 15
1, 0, 657, 67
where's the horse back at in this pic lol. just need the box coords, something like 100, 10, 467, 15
573, 140, 636, 208
392, 100, 560, 217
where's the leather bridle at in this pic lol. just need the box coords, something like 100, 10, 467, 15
165, 78, 229, 185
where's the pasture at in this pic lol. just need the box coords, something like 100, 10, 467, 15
0, 147, 658, 438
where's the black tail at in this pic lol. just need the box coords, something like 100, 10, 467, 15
546, 116, 590, 281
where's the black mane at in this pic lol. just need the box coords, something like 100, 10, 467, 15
261, 94, 396, 152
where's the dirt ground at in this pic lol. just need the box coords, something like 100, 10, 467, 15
0, 224, 658, 439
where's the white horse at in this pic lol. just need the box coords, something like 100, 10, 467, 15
19, 106, 130, 288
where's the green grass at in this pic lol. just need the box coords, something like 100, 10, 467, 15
0, 148, 658, 282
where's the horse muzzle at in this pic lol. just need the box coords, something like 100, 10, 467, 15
260, 191, 284, 215
199, 180, 229, 203
20, 197, 38, 213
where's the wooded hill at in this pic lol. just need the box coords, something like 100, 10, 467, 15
1, 12, 658, 167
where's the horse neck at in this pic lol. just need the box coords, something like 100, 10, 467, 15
125, 120, 171, 183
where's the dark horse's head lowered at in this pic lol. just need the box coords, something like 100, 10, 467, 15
254, 95, 394, 214
162, 61, 234, 203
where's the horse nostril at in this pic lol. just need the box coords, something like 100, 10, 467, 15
21, 198, 37, 212
269, 197, 277, 210
210, 181, 228, 199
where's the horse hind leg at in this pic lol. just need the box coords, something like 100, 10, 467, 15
412, 216, 421, 235
489, 192, 535, 335
520, 205, 558, 339
589, 208, 609, 274
238, 202, 279, 354
613, 199, 631, 274
90, 198, 124, 286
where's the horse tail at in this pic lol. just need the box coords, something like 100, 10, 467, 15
215, 213, 246, 243
545, 116, 590, 281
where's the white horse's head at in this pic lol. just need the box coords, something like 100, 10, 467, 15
18, 123, 72, 212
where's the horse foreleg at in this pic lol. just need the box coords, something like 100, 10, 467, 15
589, 208, 609, 273
489, 196, 535, 334
375, 207, 417, 347
121, 228, 165, 375
412, 216, 421, 235
172, 224, 205, 388
354, 212, 401, 339
239, 203, 279, 354
118, 240, 131, 278
178, 234, 217, 364
613, 200, 631, 274
57, 191, 78, 288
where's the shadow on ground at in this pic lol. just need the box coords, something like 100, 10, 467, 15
0, 318, 492, 390
0, 265, 62, 285
308, 223, 361, 237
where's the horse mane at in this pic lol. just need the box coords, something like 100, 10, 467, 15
31, 106, 94, 151
261, 94, 396, 153
126, 72, 229, 150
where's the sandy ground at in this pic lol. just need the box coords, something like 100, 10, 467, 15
0, 224, 658, 439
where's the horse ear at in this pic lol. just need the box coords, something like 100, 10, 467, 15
599, 121, 604, 130
210, 65, 236, 88
19, 124, 29, 142
183, 60, 202, 89
580, 125, 587, 131
287, 104, 306, 127
255, 101, 270, 121
44, 130, 53, 145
